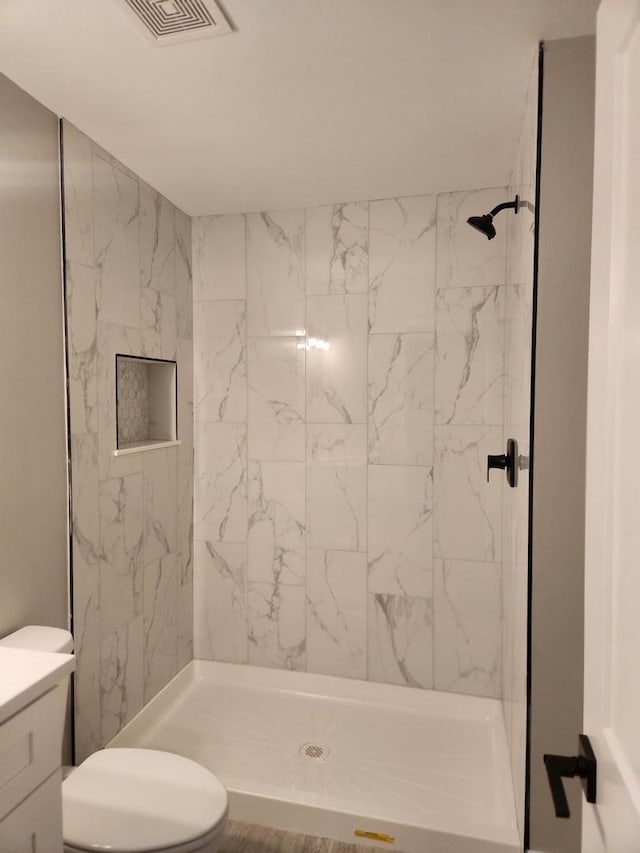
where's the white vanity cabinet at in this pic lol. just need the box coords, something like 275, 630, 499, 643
0, 647, 75, 852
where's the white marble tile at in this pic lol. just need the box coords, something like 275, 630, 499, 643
100, 616, 144, 743
248, 460, 305, 585
306, 202, 368, 295
140, 182, 175, 295
368, 594, 433, 688
62, 122, 94, 267
247, 209, 305, 337
141, 288, 177, 360
307, 425, 366, 552
368, 195, 436, 334
175, 208, 193, 340
194, 540, 248, 663
368, 332, 433, 465
194, 422, 247, 543
434, 426, 503, 562
66, 262, 99, 436
435, 286, 505, 425
143, 552, 178, 702
248, 337, 305, 461
177, 575, 194, 669
368, 465, 433, 597
177, 337, 194, 452
306, 294, 367, 424
91, 139, 139, 182
97, 323, 143, 481
436, 188, 508, 289
434, 559, 501, 698
71, 434, 100, 603
194, 214, 246, 301
506, 191, 536, 290
176, 416, 194, 665
93, 153, 140, 328
73, 594, 101, 763
306, 549, 367, 679
504, 284, 533, 431
194, 299, 246, 423
177, 443, 194, 583
99, 474, 144, 637
247, 581, 306, 670
143, 447, 178, 566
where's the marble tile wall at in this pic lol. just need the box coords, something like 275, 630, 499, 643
63, 121, 193, 762
193, 187, 510, 699
503, 55, 539, 838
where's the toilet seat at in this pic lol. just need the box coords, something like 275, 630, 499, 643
63, 748, 228, 852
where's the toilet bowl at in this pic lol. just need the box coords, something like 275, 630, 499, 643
0, 626, 229, 853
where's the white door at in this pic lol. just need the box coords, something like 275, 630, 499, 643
583, 0, 640, 849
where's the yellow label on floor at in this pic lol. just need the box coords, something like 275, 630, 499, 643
354, 829, 395, 844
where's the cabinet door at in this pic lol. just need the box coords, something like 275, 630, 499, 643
0, 688, 63, 820
0, 773, 63, 853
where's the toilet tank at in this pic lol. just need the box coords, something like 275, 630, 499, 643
0, 625, 73, 654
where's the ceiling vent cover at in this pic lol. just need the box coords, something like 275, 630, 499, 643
113, 0, 232, 46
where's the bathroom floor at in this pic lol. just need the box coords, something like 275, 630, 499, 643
222, 820, 366, 852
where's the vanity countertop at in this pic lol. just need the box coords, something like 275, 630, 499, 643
0, 647, 74, 725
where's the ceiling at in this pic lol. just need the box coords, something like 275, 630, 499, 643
0, 0, 598, 216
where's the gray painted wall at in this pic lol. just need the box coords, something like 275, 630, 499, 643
0, 73, 68, 637
529, 36, 595, 853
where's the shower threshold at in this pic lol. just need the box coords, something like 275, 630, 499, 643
108, 661, 520, 853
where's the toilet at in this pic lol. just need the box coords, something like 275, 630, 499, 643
0, 626, 228, 853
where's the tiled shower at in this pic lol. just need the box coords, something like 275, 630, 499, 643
64, 53, 536, 838
191, 190, 508, 695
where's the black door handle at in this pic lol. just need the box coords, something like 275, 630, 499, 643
487, 438, 518, 487
543, 734, 597, 818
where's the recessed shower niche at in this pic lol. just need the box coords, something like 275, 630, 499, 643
114, 354, 178, 455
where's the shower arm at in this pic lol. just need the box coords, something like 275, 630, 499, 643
488, 196, 520, 218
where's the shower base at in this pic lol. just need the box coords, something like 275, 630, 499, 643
108, 661, 520, 853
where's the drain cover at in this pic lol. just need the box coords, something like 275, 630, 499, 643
299, 742, 330, 762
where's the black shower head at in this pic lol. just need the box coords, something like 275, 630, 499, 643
467, 195, 520, 240
467, 213, 496, 240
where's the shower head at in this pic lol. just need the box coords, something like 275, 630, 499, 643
467, 214, 496, 240
467, 195, 520, 240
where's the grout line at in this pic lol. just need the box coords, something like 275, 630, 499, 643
244, 212, 250, 666
365, 198, 370, 682
303, 206, 308, 673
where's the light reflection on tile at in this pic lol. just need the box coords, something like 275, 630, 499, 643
306, 294, 367, 424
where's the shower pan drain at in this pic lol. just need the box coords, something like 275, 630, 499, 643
299, 742, 330, 762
